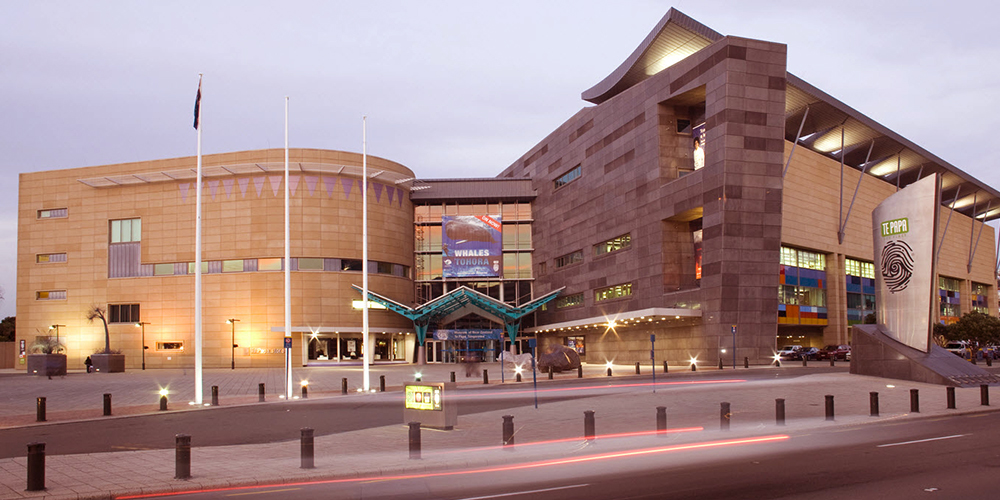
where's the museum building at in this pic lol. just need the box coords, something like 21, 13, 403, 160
14, 8, 1000, 370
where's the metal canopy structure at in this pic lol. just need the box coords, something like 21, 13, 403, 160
351, 284, 564, 347
581, 8, 1000, 222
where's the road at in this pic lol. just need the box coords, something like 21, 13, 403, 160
157, 411, 1000, 500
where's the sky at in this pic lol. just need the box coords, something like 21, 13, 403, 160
2, 0, 999, 319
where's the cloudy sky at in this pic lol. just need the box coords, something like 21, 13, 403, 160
2, 1, 998, 319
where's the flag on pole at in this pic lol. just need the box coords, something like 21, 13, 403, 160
193, 76, 202, 129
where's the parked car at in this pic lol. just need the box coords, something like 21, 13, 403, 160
777, 345, 803, 360
945, 341, 969, 358
817, 344, 851, 360
797, 347, 821, 360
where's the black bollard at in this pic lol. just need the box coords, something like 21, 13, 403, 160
380, 375, 386, 392
548, 370, 553, 380
830, 357, 835, 367
910, 389, 920, 412
300, 428, 314, 469
718, 358, 724, 370
775, 358, 781, 368
342, 378, 348, 395
36, 397, 46, 422
516, 372, 522, 383
664, 360, 669, 373
775, 398, 785, 426
103, 393, 112, 416
802, 356, 807, 367
160, 394, 168, 411
720, 402, 731, 431
175, 434, 191, 479
301, 384, 308, 399
26, 442, 45, 491
408, 422, 421, 459
825, 395, 835, 421
584, 410, 596, 441
744, 357, 749, 369
691, 361, 697, 372
483, 369, 489, 385
988, 356, 994, 367
636, 362, 641, 374
450, 371, 456, 383
656, 406, 667, 435
982, 384, 990, 406
502, 415, 514, 447
578, 364, 583, 378
607, 367, 613, 377
947, 387, 956, 409
211, 386, 219, 406
258, 383, 266, 402
870, 392, 879, 417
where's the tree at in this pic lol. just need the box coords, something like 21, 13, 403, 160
942, 312, 1000, 357
0, 316, 13, 342
86, 305, 112, 353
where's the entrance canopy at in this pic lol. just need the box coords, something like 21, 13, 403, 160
351, 284, 564, 346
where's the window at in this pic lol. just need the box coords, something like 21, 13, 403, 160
377, 262, 393, 274
258, 258, 283, 271
940, 276, 962, 324
36, 253, 67, 263
565, 336, 586, 355
298, 258, 323, 271
779, 246, 828, 325
222, 260, 245, 272
109, 304, 140, 324
156, 341, 184, 351
110, 218, 141, 243
154, 263, 174, 275
595, 234, 631, 257
36, 290, 67, 300
503, 253, 532, 279
341, 259, 363, 271
554, 165, 582, 189
555, 250, 583, 269
973, 282, 991, 314
845, 258, 876, 325
556, 292, 584, 308
595, 283, 632, 302
38, 208, 68, 219
188, 261, 210, 274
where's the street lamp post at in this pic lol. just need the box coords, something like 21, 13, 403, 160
48, 324, 65, 346
227, 319, 240, 370
135, 322, 151, 370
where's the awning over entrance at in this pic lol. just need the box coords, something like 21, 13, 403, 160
351, 284, 564, 346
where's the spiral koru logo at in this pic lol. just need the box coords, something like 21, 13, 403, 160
880, 240, 914, 294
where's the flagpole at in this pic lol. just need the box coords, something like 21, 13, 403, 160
284, 97, 292, 400
194, 74, 204, 405
362, 116, 370, 393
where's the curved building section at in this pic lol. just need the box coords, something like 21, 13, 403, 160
18, 148, 416, 370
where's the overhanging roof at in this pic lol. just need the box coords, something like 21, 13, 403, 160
581, 8, 1000, 222
351, 284, 564, 325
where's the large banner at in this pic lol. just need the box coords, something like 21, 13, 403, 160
442, 215, 502, 278
871, 174, 939, 352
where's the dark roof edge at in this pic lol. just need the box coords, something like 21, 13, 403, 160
581, 8, 722, 104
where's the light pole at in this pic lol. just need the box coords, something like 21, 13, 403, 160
135, 322, 151, 370
48, 324, 65, 346
227, 319, 240, 370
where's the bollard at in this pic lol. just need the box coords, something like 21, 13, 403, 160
988, 356, 994, 367
775, 358, 781, 368
718, 358, 724, 370
870, 392, 879, 417
160, 394, 168, 411
211, 386, 219, 406
584, 410, 596, 441
578, 364, 583, 378
380, 375, 386, 392
982, 384, 990, 406
258, 383, 266, 402
301, 384, 308, 399
300, 428, 314, 469
103, 393, 113, 416
775, 398, 785, 426
910, 389, 920, 412
26, 442, 45, 491
825, 395, 835, 421
636, 362, 641, 374
744, 357, 749, 369
802, 356, 807, 367
656, 406, 667, 435
408, 422, 421, 459
947, 387, 956, 409
342, 378, 348, 395
175, 434, 191, 479
607, 367, 613, 377
483, 369, 489, 385
720, 402, 731, 431
548, 370, 553, 380
450, 371, 456, 383
691, 362, 697, 372
502, 415, 514, 447
36, 397, 46, 422
516, 372, 522, 383
830, 357, 835, 367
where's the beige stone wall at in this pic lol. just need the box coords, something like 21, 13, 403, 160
17, 148, 415, 370
782, 143, 997, 345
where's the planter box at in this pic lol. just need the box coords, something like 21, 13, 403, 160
26, 354, 67, 377
92, 353, 125, 373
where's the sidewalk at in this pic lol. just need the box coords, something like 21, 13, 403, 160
1, 363, 998, 499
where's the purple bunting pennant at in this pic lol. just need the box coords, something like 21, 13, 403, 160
179, 183, 190, 202
289, 176, 300, 197
239, 177, 250, 198
208, 180, 219, 200
323, 177, 336, 198
342, 177, 353, 198
373, 182, 383, 202
305, 176, 318, 197
253, 177, 265, 197
223, 179, 234, 199
268, 176, 282, 197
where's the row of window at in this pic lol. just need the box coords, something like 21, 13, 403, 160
414, 252, 532, 281
555, 283, 633, 309
415, 223, 531, 252
151, 258, 409, 278
554, 165, 582, 190
553, 233, 632, 272
414, 202, 532, 222
37, 208, 68, 219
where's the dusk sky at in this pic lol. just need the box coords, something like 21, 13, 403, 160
2, 1, 998, 319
